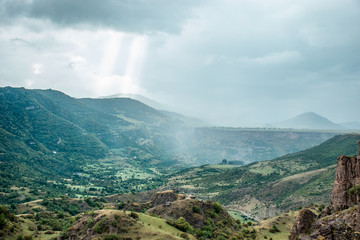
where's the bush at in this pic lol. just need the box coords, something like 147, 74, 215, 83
180, 232, 190, 239
103, 234, 119, 240
209, 211, 218, 218
0, 213, 6, 229
94, 219, 109, 234
213, 202, 222, 214
347, 184, 360, 195
175, 217, 193, 232
129, 212, 139, 220
193, 206, 201, 213
117, 201, 124, 210
19, 236, 32, 240
269, 225, 280, 233
52, 221, 62, 231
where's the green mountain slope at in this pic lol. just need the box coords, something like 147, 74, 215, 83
0, 87, 186, 204
1, 87, 356, 209
0, 87, 108, 185
164, 134, 360, 219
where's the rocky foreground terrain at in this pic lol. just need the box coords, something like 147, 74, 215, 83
289, 141, 360, 240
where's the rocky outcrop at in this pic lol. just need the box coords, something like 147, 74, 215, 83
150, 190, 178, 206
289, 209, 316, 240
289, 140, 360, 240
330, 146, 360, 211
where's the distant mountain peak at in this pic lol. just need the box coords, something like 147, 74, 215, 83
275, 112, 344, 130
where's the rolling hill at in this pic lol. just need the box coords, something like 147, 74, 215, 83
0, 87, 353, 206
0, 87, 191, 203
163, 134, 360, 219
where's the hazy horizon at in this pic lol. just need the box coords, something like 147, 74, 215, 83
1, 0, 359, 124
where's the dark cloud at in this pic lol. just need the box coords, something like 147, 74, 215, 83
0, 0, 359, 124
1, 0, 200, 33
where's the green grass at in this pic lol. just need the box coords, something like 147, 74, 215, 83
255, 210, 298, 240
137, 212, 196, 239
249, 163, 276, 175
227, 210, 254, 223
206, 164, 242, 169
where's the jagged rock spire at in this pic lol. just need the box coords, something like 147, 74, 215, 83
330, 143, 360, 211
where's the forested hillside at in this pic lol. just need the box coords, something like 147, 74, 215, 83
0, 87, 353, 208
165, 134, 360, 219
0, 87, 189, 204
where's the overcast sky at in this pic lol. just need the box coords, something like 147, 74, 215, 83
0, 0, 359, 125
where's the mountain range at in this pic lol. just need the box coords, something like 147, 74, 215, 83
0, 87, 351, 203
105, 94, 360, 131
1, 86, 360, 239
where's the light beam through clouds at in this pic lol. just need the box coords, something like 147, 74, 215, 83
95, 32, 147, 97
0, 0, 359, 124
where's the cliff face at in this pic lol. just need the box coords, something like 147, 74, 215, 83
289, 140, 360, 240
331, 153, 360, 211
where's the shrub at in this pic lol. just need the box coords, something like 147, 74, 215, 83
216, 235, 227, 240
222, 219, 228, 225
213, 202, 222, 214
180, 232, 190, 239
193, 206, 200, 213
175, 217, 193, 232
347, 184, 360, 195
0, 213, 6, 229
117, 201, 124, 210
103, 234, 119, 240
89, 211, 96, 217
94, 218, 109, 234
52, 221, 62, 231
129, 212, 139, 220
269, 225, 280, 233
111, 219, 118, 227
209, 211, 218, 218
87, 218, 94, 227
17, 237, 33, 240
318, 204, 325, 212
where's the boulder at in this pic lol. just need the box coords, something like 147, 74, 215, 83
289, 208, 316, 240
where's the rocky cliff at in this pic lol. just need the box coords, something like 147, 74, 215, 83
289, 140, 360, 240
330, 141, 360, 211
150, 190, 179, 206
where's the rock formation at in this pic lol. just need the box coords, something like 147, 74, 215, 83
330, 144, 360, 211
328, 141, 360, 213
289, 209, 316, 240
289, 140, 360, 240
150, 190, 178, 206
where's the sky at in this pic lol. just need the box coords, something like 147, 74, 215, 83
0, 0, 359, 126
